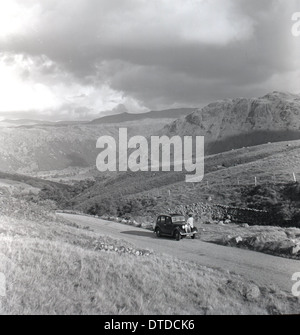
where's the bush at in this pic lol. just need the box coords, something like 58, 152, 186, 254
85, 195, 158, 218
239, 183, 300, 227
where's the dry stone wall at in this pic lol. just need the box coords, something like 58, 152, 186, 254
168, 202, 273, 226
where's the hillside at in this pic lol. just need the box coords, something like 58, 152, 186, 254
0, 171, 92, 207
70, 139, 300, 226
162, 92, 300, 154
0, 119, 172, 175
1, 92, 299, 177
1, 137, 298, 226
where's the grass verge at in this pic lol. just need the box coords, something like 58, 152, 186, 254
0, 197, 299, 315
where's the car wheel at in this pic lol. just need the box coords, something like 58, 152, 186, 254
175, 230, 181, 241
156, 228, 161, 238
191, 234, 195, 239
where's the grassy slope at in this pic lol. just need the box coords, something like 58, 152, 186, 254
199, 223, 300, 260
0, 197, 299, 315
72, 139, 300, 216
1, 132, 299, 218
0, 171, 71, 191
1, 139, 299, 221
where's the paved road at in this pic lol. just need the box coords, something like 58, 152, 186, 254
59, 213, 300, 293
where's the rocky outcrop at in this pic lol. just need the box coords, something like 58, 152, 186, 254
163, 91, 300, 154
93, 241, 152, 257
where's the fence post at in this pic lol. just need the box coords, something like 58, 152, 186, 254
293, 172, 297, 183
255, 177, 257, 186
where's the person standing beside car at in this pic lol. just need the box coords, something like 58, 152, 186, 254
185, 213, 194, 233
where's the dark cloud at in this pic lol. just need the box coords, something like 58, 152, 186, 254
0, 0, 299, 118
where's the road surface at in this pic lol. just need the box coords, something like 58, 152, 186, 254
59, 213, 300, 293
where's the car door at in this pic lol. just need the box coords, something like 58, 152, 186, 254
160, 216, 167, 234
165, 216, 173, 235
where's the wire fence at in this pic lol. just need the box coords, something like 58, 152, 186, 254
205, 171, 299, 188
158, 171, 300, 197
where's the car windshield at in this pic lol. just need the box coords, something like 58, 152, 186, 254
172, 216, 185, 223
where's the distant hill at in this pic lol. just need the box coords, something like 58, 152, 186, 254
0, 119, 53, 127
162, 91, 300, 154
90, 108, 196, 124
0, 119, 88, 128
0, 108, 196, 128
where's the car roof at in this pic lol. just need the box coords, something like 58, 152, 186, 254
158, 213, 185, 217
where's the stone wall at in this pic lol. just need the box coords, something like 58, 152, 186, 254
168, 202, 273, 226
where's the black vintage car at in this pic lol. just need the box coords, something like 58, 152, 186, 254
154, 214, 198, 241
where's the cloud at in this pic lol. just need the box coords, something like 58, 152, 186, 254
0, 0, 299, 119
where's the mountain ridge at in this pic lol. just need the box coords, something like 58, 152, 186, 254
89, 108, 197, 124
1, 91, 299, 175
162, 91, 300, 154
0, 107, 196, 127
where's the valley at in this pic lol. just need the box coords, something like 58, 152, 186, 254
1, 92, 300, 315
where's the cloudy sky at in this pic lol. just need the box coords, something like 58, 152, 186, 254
0, 0, 299, 120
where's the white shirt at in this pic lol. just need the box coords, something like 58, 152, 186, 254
186, 217, 194, 228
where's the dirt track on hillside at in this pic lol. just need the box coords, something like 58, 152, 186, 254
59, 213, 300, 294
